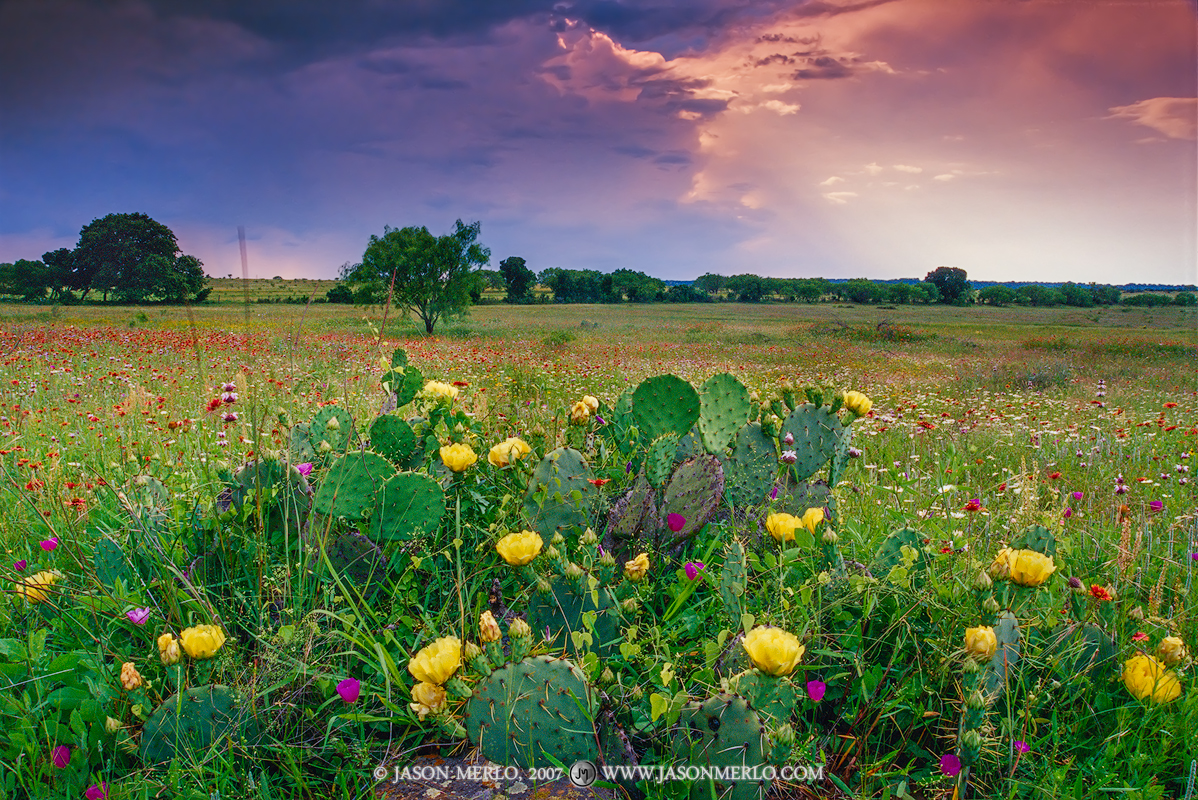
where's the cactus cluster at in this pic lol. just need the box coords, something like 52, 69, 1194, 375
673, 694, 768, 800
522, 447, 596, 543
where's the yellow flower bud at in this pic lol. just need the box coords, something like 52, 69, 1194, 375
964, 626, 997, 660
509, 618, 532, 639
408, 637, 462, 686
479, 611, 501, 644
842, 391, 873, 417
157, 633, 182, 665
495, 531, 543, 565
440, 443, 477, 473
569, 401, 590, 425
582, 395, 599, 413
409, 681, 447, 720
742, 626, 805, 677
1123, 653, 1182, 703
989, 548, 1013, 581
1156, 636, 1188, 667
624, 552, 650, 582
179, 625, 227, 659
119, 661, 143, 691
487, 437, 531, 467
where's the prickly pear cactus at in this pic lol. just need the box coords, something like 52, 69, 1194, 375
1043, 622, 1116, 678
310, 405, 355, 455
369, 415, 417, 467
732, 670, 797, 726
527, 576, 623, 659
828, 425, 854, 489
718, 539, 748, 621
94, 538, 128, 589
1009, 524, 1056, 557
313, 451, 396, 520
382, 364, 423, 408
674, 427, 705, 462
371, 471, 445, 541
982, 611, 1021, 701
463, 656, 597, 770
603, 473, 657, 562
289, 422, 316, 463
646, 435, 679, 489
869, 527, 928, 577
326, 531, 387, 600
661, 455, 724, 545
522, 447, 596, 542
632, 374, 701, 442
699, 373, 751, 454
780, 404, 844, 482
722, 422, 777, 507
673, 694, 768, 800
141, 685, 260, 763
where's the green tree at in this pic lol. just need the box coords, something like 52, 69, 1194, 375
0, 259, 52, 300
348, 220, 490, 334
72, 212, 194, 301
924, 266, 970, 304
499, 256, 536, 304
980, 285, 1017, 306
726, 273, 767, 302
693, 273, 726, 296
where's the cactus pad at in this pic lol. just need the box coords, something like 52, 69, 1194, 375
464, 656, 597, 770
310, 405, 355, 454
699, 373, 751, 454
527, 576, 623, 659
645, 435, 678, 489
632, 375, 701, 441
382, 365, 424, 408
94, 538, 128, 589
718, 538, 748, 622
780, 404, 844, 482
369, 415, 417, 468
522, 447, 596, 542
326, 531, 388, 600
141, 685, 260, 763
1043, 622, 1116, 678
661, 455, 724, 544
371, 471, 445, 541
869, 527, 928, 577
982, 611, 1021, 701
723, 422, 777, 507
313, 451, 395, 520
673, 694, 768, 800
1009, 524, 1056, 557
733, 670, 797, 726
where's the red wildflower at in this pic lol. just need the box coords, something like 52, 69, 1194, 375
1132, 632, 1148, 642
1048, 471, 1061, 480
1089, 585, 1112, 601
452, 380, 469, 387
588, 479, 610, 487
963, 499, 983, 512
1164, 402, 1178, 408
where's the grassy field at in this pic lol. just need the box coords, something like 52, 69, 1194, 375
0, 299, 1194, 800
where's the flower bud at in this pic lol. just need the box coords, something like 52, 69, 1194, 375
325, 416, 341, 431
821, 530, 839, 546
120, 662, 144, 691
961, 730, 984, 750
545, 545, 561, 562
1156, 636, 1188, 667
973, 570, 993, 591
105, 716, 122, 733
158, 633, 182, 666
983, 597, 1000, 614
772, 723, 796, 749
966, 690, 986, 711
1067, 576, 1083, 591
783, 432, 795, 446
478, 611, 501, 644
551, 532, 565, 546
509, 618, 531, 639
963, 657, 981, 674
564, 562, 583, 580
580, 527, 598, 546
464, 641, 483, 661
1128, 606, 1145, 621
621, 597, 640, 614
599, 551, 616, 568
600, 667, 615, 685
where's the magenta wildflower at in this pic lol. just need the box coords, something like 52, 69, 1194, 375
1063, 507, 1072, 519
13, 560, 26, 571
666, 513, 686, 533
939, 753, 962, 777
51, 745, 70, 768
684, 562, 705, 581
1148, 500, 1163, 514
806, 680, 826, 702
1071, 491, 1083, 501
40, 537, 58, 552
1013, 740, 1030, 754
337, 678, 361, 703
126, 607, 151, 625
296, 462, 314, 476
85, 783, 108, 800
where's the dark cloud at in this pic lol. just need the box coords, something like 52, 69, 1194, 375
793, 54, 853, 79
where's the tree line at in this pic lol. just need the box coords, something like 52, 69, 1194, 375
0, 213, 210, 304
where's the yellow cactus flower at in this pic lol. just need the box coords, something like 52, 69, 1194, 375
408, 636, 462, 686
989, 547, 1014, 580
964, 626, 997, 660
624, 552, 650, 582
800, 507, 825, 534
420, 381, 459, 404
16, 570, 61, 604
409, 681, 447, 720
479, 611, 501, 644
765, 513, 801, 543
157, 633, 182, 666
496, 531, 543, 565
179, 624, 227, 659
1156, 636, 1189, 667
582, 395, 599, 413
1007, 549, 1056, 587
440, 443, 478, 472
742, 626, 805, 677
569, 400, 590, 425
119, 662, 143, 691
488, 437, 531, 467
842, 391, 873, 417
1123, 653, 1182, 703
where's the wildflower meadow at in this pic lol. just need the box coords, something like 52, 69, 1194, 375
0, 300, 1195, 800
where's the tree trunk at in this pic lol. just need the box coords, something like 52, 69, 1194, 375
425, 317, 435, 334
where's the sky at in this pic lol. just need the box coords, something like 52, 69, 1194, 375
1, 0, 1195, 285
